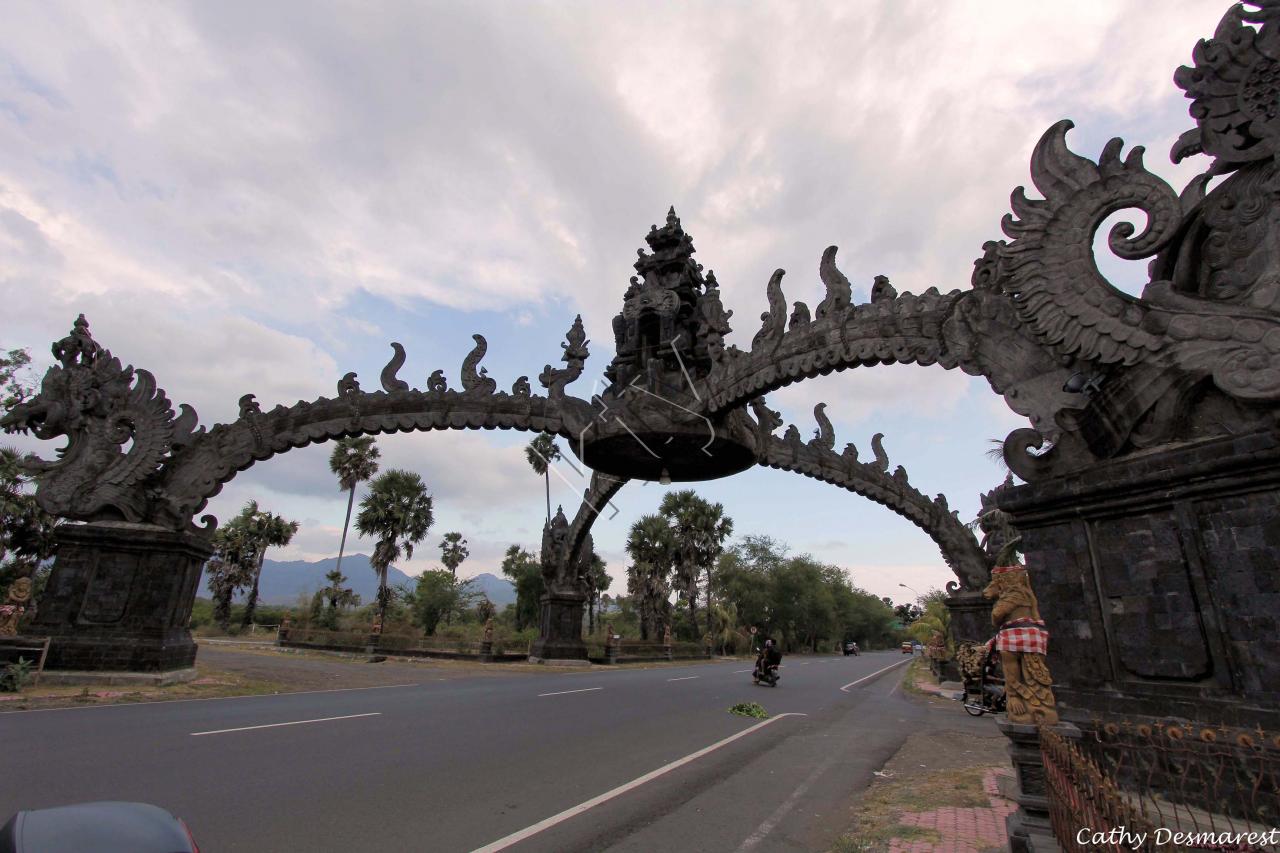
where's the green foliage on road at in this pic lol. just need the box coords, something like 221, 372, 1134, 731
729, 701, 769, 719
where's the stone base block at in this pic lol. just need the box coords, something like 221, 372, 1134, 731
528, 591, 588, 662
33, 521, 211, 672
527, 657, 591, 667
37, 667, 199, 687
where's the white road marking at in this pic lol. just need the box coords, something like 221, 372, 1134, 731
733, 669, 753, 673
538, 687, 603, 697
667, 676, 699, 682
799, 662, 811, 666
735, 738, 842, 851
839, 659, 912, 693
191, 712, 381, 736
4, 682, 421, 716
469, 712, 807, 853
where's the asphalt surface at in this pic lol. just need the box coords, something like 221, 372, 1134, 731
0, 651, 928, 852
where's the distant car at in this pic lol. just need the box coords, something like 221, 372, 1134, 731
0, 802, 199, 853
842, 641, 859, 656
901, 641, 914, 654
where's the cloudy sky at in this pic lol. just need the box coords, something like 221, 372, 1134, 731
1, 1, 1228, 602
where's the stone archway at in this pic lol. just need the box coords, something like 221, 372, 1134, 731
7, 5, 1280, 726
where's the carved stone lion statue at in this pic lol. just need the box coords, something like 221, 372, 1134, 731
982, 565, 1058, 725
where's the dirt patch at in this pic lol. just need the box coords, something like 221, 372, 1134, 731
0, 664, 286, 711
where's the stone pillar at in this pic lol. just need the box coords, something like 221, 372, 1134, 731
944, 587, 994, 645
528, 591, 588, 663
1000, 428, 1280, 728
32, 521, 210, 672
997, 719, 1079, 853
478, 640, 494, 662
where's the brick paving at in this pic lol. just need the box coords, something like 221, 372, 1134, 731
886, 767, 1017, 853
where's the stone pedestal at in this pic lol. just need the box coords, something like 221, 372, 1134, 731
1001, 428, 1280, 728
33, 521, 210, 672
944, 588, 994, 645
997, 719, 1079, 853
478, 640, 494, 662
528, 591, 588, 662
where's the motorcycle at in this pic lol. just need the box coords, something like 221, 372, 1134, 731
752, 660, 780, 687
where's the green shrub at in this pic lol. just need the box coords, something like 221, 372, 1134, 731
0, 657, 33, 692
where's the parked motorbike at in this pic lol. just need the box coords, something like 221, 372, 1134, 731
962, 645, 1006, 716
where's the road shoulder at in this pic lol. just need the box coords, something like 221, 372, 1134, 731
830, 659, 1015, 853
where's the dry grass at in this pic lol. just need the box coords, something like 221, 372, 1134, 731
0, 666, 287, 712
831, 764, 1000, 852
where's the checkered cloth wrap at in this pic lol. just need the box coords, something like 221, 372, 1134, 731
986, 618, 1049, 656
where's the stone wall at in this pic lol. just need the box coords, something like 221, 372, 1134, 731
1000, 429, 1280, 728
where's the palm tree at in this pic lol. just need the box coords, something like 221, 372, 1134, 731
320, 568, 361, 629
658, 490, 733, 639
355, 469, 435, 630
240, 502, 300, 628
626, 514, 674, 640
583, 551, 610, 635
439, 532, 469, 579
439, 532, 468, 625
329, 436, 381, 578
524, 433, 561, 526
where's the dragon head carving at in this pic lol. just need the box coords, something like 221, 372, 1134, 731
0, 317, 200, 525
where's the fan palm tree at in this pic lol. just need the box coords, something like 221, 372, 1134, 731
524, 433, 561, 526
658, 490, 734, 638
240, 502, 300, 628
626, 514, 675, 640
355, 469, 435, 630
439, 532, 469, 579
329, 436, 381, 578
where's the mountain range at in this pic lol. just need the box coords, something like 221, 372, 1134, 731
199, 553, 516, 607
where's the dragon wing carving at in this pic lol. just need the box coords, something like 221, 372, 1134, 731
998, 121, 1180, 366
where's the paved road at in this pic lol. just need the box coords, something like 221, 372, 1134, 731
0, 651, 929, 852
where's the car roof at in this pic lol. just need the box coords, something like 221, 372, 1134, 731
0, 802, 193, 853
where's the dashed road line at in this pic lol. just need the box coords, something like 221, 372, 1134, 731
191, 712, 381, 736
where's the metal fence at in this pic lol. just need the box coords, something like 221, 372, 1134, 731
1042, 720, 1280, 852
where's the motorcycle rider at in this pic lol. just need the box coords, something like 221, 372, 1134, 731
754, 637, 782, 682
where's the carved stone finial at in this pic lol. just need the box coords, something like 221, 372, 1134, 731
52, 314, 102, 368
983, 565, 1058, 725
751, 269, 788, 352
427, 370, 448, 394
238, 394, 261, 419
511, 376, 531, 398
870, 432, 889, 472
789, 301, 811, 330
811, 403, 835, 451
380, 343, 410, 392
816, 246, 853, 320
337, 372, 360, 398
870, 275, 897, 302
540, 315, 589, 399
461, 334, 498, 395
